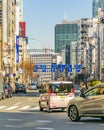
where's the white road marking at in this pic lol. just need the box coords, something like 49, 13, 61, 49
19, 106, 30, 110
0, 106, 6, 109
36, 127, 54, 130
14, 102, 22, 106
99, 124, 104, 126
8, 119, 23, 121
5, 106, 18, 110
36, 120, 52, 123
34, 106, 40, 110
5, 125, 21, 128
66, 122, 85, 125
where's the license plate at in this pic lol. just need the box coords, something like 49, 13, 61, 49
60, 96, 65, 98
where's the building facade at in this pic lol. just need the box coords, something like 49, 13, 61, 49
29, 48, 57, 83
92, 0, 104, 18
55, 20, 79, 53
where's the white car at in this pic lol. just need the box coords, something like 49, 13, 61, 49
29, 83, 37, 90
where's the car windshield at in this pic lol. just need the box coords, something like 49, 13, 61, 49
15, 84, 25, 88
31, 83, 36, 86
50, 83, 73, 93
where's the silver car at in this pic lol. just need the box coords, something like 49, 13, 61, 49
67, 83, 104, 121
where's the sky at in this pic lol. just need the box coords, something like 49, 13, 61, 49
23, 0, 92, 49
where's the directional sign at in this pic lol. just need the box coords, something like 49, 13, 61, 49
34, 64, 82, 73
42, 65, 46, 72
74, 64, 82, 72
51, 64, 57, 72
67, 64, 72, 72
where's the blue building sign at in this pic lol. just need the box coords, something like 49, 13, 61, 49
34, 64, 82, 73
74, 64, 82, 72
34, 65, 46, 72
16, 36, 19, 63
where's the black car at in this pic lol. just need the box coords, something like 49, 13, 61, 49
15, 83, 27, 93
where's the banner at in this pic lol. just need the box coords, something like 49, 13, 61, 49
19, 22, 26, 37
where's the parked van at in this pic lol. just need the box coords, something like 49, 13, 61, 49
39, 81, 75, 112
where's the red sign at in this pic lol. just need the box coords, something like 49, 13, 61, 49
19, 22, 26, 37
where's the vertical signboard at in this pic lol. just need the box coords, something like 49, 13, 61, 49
19, 22, 26, 37
16, 36, 19, 63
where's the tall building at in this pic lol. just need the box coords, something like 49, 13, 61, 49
0, 0, 16, 73
92, 0, 104, 18
55, 20, 79, 53
0, 0, 2, 70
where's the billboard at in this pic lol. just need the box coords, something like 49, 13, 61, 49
19, 22, 26, 37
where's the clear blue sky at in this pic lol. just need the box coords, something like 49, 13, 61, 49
23, 0, 92, 49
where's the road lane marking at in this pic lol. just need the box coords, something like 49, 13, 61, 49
14, 102, 22, 106
19, 106, 30, 110
36, 120, 52, 123
5, 125, 22, 128
36, 127, 54, 130
99, 124, 104, 125
0, 106, 6, 109
5, 106, 18, 110
8, 119, 23, 121
66, 122, 85, 125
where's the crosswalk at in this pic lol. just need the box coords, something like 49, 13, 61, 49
0, 105, 40, 112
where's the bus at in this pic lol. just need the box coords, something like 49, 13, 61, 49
39, 81, 75, 112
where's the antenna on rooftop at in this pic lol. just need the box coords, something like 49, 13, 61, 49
64, 9, 67, 20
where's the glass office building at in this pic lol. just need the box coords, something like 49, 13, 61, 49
55, 21, 79, 53
92, 0, 104, 18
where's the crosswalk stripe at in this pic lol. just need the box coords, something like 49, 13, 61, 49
14, 102, 22, 106
19, 106, 30, 110
0, 105, 40, 111
5, 106, 19, 110
0, 106, 6, 109
34, 106, 40, 110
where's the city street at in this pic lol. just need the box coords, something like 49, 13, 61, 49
0, 90, 104, 130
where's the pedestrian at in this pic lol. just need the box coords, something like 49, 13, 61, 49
80, 82, 87, 93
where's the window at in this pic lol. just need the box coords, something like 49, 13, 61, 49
85, 87, 100, 96
50, 83, 73, 93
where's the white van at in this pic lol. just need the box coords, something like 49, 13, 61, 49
39, 81, 75, 112
29, 83, 37, 90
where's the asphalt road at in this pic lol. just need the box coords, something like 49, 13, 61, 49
0, 90, 103, 130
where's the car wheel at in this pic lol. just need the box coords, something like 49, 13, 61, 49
39, 102, 43, 111
69, 105, 80, 122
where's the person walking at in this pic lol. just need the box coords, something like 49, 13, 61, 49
80, 82, 87, 93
